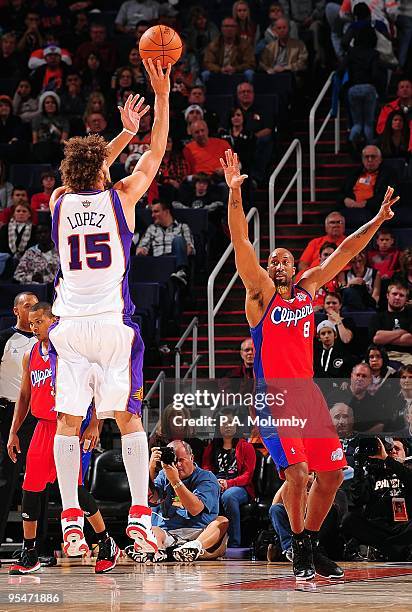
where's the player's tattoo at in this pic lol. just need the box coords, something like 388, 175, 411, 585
231, 198, 239, 209
354, 226, 369, 237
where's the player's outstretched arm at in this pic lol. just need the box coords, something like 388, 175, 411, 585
7, 351, 31, 462
116, 59, 171, 209
301, 187, 399, 294
222, 150, 270, 293
106, 93, 151, 166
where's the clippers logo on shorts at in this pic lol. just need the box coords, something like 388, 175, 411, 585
331, 448, 344, 461
29, 343, 56, 421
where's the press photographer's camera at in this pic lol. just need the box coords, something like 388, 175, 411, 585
354, 436, 394, 460
159, 447, 176, 465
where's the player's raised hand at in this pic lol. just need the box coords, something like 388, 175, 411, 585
220, 150, 248, 190
142, 58, 171, 95
377, 186, 399, 221
118, 94, 150, 134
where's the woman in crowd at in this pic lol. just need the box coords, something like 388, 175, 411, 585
127, 47, 146, 89
365, 344, 396, 396
232, 0, 260, 45
184, 6, 219, 63
12, 79, 39, 125
379, 110, 411, 159
0, 159, 13, 211
221, 107, 255, 176
81, 51, 110, 94
323, 291, 356, 346
342, 250, 381, 310
31, 92, 69, 163
203, 408, 256, 548
0, 202, 35, 276
110, 66, 139, 106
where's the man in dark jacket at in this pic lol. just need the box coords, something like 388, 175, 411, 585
338, 145, 393, 226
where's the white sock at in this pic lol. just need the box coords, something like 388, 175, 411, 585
54, 434, 81, 512
121, 431, 149, 507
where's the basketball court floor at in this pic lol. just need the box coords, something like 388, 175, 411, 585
1, 559, 412, 611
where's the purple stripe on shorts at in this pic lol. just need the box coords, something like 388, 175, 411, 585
110, 188, 134, 316
123, 317, 145, 416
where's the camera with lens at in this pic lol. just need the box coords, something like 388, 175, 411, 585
353, 436, 394, 466
159, 447, 176, 465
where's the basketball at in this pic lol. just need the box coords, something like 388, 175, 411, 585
139, 25, 182, 69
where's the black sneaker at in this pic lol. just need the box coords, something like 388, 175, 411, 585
292, 534, 315, 580
312, 542, 344, 578
95, 537, 120, 574
9, 548, 41, 575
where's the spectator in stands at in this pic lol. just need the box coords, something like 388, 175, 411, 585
393, 248, 412, 304
183, 105, 205, 143
259, 3, 299, 55
225, 337, 255, 381
60, 72, 87, 122
156, 135, 190, 203
221, 107, 256, 177
376, 79, 412, 137
386, 364, 412, 432
0, 32, 24, 79
185, 86, 220, 136
84, 111, 113, 141
0, 95, 30, 164
148, 403, 205, 466
31, 45, 69, 96
120, 106, 151, 160
202, 17, 255, 83
341, 363, 387, 432
378, 111, 412, 159
338, 145, 393, 225
110, 66, 140, 107
183, 120, 230, 177
133, 20, 150, 49
397, 0, 412, 70
0, 159, 13, 212
259, 18, 308, 79
12, 79, 39, 125
30, 171, 55, 225
124, 152, 158, 207
115, 0, 160, 35
342, 251, 381, 310
311, 242, 345, 311
366, 344, 396, 396
83, 92, 107, 124
144, 440, 228, 563
31, 92, 69, 163
16, 11, 44, 59
13, 223, 58, 284
367, 229, 400, 280
342, 437, 412, 561
136, 200, 195, 286
171, 39, 201, 93
280, 0, 327, 66
323, 291, 355, 345
298, 211, 346, 271
235, 82, 274, 184
232, 1, 260, 45
184, 6, 220, 64
314, 320, 353, 379
344, 27, 384, 149
175, 172, 224, 213
80, 51, 111, 94
370, 281, 412, 366
330, 402, 355, 438
0, 201, 35, 276
203, 407, 256, 548
27, 33, 72, 71
127, 47, 146, 89
74, 21, 117, 75
3, 186, 30, 225
67, 10, 89, 51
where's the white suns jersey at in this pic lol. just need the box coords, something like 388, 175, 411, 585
52, 189, 134, 317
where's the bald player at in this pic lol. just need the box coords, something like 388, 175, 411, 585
221, 149, 398, 580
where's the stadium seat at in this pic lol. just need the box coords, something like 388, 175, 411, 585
252, 73, 293, 114
205, 94, 234, 127
129, 281, 161, 344
129, 256, 176, 284
0, 78, 19, 97
205, 73, 245, 95
88, 450, 131, 516
0, 283, 49, 316
9, 164, 53, 193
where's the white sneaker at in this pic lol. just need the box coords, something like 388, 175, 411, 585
126, 505, 158, 554
170, 269, 188, 286
172, 539, 203, 563
61, 508, 89, 557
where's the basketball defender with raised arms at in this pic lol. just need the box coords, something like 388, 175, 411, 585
221, 150, 398, 580
48, 59, 171, 557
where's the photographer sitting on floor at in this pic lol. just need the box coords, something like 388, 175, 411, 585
342, 437, 412, 561
126, 440, 228, 563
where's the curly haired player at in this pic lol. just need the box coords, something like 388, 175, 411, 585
221, 149, 398, 580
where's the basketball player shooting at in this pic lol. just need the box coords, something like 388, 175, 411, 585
48, 58, 171, 558
221, 149, 399, 580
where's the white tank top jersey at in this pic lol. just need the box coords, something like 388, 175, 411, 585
51, 189, 134, 317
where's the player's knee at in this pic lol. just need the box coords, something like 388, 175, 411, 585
56, 413, 82, 436
318, 469, 344, 490
22, 490, 42, 521
285, 463, 309, 488
78, 485, 99, 517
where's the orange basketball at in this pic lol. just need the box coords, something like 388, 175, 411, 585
139, 25, 182, 69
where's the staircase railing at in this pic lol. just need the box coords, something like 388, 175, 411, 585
309, 71, 340, 202
174, 316, 200, 394
142, 370, 166, 434
207, 207, 260, 378
269, 138, 302, 253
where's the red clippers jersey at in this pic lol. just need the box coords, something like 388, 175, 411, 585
28, 342, 56, 421
250, 285, 314, 380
